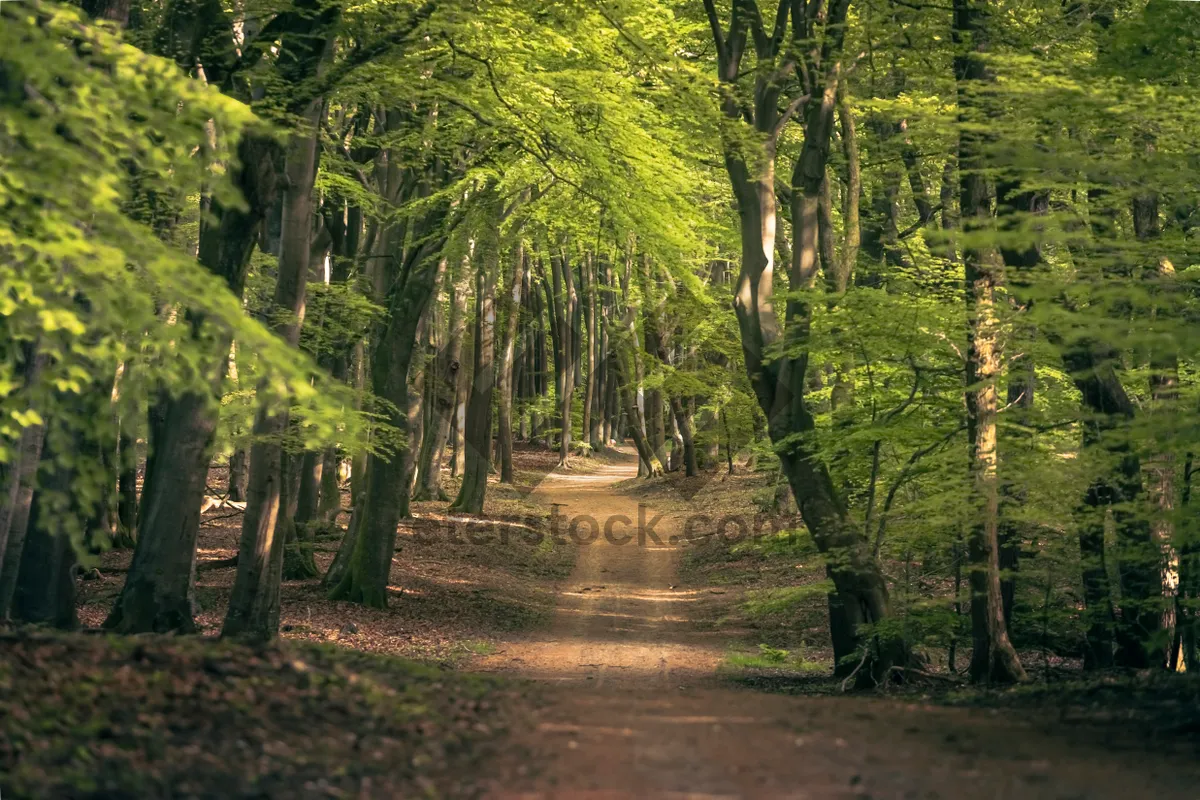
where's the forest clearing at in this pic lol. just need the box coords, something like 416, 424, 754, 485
3, 0, 1200, 796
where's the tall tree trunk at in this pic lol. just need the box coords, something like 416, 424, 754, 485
223, 96, 324, 641
1180, 458, 1198, 670
541, 261, 563, 453
113, 428, 139, 548
555, 252, 577, 466
640, 256, 668, 468
643, 260, 699, 478
13, 386, 114, 629
497, 245, 527, 482
14, 487, 78, 630
998, 363, 1033, 626
955, 0, 1027, 685
284, 448, 323, 580
581, 253, 597, 454
705, 0, 905, 686
587, 255, 605, 452
607, 339, 662, 477
1137, 186, 1179, 669
607, 299, 662, 476
415, 260, 468, 500
329, 171, 448, 605
451, 194, 501, 513
349, 339, 370, 505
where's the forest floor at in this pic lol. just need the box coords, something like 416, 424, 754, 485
76, 443, 583, 664
5, 445, 1199, 798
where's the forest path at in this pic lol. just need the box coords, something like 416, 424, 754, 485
479, 449, 1198, 799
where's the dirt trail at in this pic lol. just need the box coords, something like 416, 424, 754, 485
480, 451, 726, 687
480, 450, 1199, 799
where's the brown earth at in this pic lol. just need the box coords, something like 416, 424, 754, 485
475, 448, 1200, 799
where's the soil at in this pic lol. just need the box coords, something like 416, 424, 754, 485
476, 448, 1200, 799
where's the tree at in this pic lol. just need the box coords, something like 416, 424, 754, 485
700, 0, 907, 684
954, 0, 1027, 684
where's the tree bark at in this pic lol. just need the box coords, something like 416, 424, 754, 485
415, 260, 468, 500
329, 187, 448, 605
497, 245, 527, 482
556, 252, 577, 466
607, 297, 662, 476
14, 487, 78, 630
955, 0, 1027, 685
223, 96, 324, 641
1137, 188, 1179, 669
228, 448, 250, 502
581, 253, 597, 454
450, 193, 501, 513
587, 255, 605, 452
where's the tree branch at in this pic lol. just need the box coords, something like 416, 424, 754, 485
702, 0, 728, 68
770, 93, 811, 144
873, 424, 965, 557
741, 0, 772, 58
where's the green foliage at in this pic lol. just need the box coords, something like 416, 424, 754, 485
724, 643, 826, 673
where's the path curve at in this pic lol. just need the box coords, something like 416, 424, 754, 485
481, 449, 1199, 799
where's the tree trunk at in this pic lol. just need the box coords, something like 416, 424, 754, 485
1138, 189, 1179, 670
955, 0, 1027, 685
283, 448, 322, 580
608, 345, 662, 477
998, 364, 1032, 627
1067, 343, 1155, 670
1180, 458, 1198, 670
497, 245, 527, 482
228, 448, 250, 502
14, 489, 78, 630
112, 429, 139, 548
639, 256, 668, 468
223, 96, 324, 641
329, 192, 448, 605
581, 253, 597, 454
323, 490, 365, 591
415, 260, 468, 500
452, 342, 469, 476
541, 261, 563, 453
587, 257, 605, 452
450, 194, 500, 513
349, 339, 370, 506
555, 252, 577, 466
607, 304, 662, 476
317, 446, 341, 522
704, 0, 905, 687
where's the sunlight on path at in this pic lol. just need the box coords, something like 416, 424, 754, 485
479, 449, 727, 687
